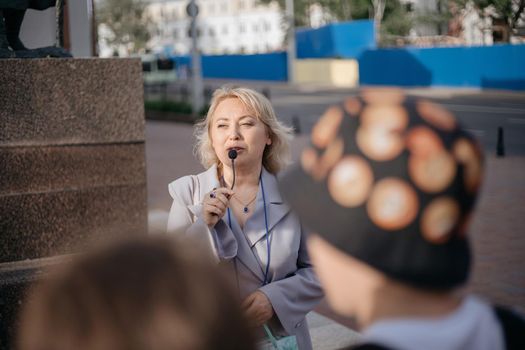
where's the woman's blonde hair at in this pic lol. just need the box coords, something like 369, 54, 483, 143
194, 86, 293, 174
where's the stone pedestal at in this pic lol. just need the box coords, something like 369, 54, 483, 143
0, 58, 147, 348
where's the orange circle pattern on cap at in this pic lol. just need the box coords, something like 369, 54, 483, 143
361, 87, 405, 105
302, 138, 345, 181
301, 147, 318, 174
367, 178, 419, 231
453, 138, 483, 193
311, 106, 344, 149
303, 92, 480, 243
405, 126, 444, 157
408, 151, 456, 193
344, 97, 362, 116
328, 156, 374, 207
417, 100, 457, 131
356, 105, 408, 161
421, 197, 460, 244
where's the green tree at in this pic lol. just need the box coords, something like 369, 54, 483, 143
96, 0, 151, 54
381, 0, 413, 36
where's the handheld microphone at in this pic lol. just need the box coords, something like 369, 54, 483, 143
228, 149, 237, 190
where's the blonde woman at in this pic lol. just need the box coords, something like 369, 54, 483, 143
167, 86, 323, 349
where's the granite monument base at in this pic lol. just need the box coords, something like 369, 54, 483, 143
0, 58, 147, 348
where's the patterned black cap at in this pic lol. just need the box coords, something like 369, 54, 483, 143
280, 89, 484, 289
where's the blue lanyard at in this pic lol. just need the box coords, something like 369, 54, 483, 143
227, 172, 272, 286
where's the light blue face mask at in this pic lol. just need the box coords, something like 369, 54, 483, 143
261, 324, 298, 350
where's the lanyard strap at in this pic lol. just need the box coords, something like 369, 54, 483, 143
228, 174, 281, 347
260, 172, 271, 286
228, 172, 272, 286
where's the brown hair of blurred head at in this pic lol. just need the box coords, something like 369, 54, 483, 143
18, 236, 256, 350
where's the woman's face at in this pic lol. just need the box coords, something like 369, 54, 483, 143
210, 97, 271, 169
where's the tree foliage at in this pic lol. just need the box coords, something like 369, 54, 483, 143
96, 0, 151, 54
381, 0, 413, 37
257, 0, 411, 37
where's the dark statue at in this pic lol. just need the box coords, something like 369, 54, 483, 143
0, 0, 72, 58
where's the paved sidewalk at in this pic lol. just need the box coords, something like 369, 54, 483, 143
308, 312, 360, 349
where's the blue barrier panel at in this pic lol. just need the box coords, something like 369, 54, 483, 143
359, 44, 525, 90
297, 20, 376, 59
202, 52, 288, 81
171, 53, 288, 81
296, 25, 334, 58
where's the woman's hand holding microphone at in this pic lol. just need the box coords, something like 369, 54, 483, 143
202, 188, 234, 229
204, 186, 275, 327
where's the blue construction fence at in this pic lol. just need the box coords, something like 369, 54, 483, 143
171, 53, 288, 81
164, 19, 525, 90
358, 44, 525, 90
168, 20, 375, 82
296, 20, 376, 58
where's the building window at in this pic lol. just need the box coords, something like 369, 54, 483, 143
209, 27, 215, 37
239, 23, 246, 33
209, 3, 215, 14
239, 0, 244, 10
253, 24, 258, 32
264, 21, 270, 32
173, 29, 178, 38
222, 25, 228, 35
221, 2, 227, 13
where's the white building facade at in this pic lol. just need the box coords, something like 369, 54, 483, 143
145, 0, 285, 55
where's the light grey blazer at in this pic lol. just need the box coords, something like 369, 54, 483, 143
167, 165, 323, 350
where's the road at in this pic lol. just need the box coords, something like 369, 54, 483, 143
152, 81, 525, 154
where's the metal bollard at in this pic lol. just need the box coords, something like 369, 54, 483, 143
292, 116, 301, 135
262, 87, 271, 101
496, 126, 505, 157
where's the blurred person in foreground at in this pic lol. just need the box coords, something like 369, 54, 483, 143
279, 89, 525, 350
18, 236, 256, 350
167, 86, 323, 349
